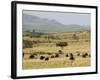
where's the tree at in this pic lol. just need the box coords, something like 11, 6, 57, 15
46, 35, 52, 43
25, 30, 31, 33
32, 29, 36, 33
56, 42, 68, 50
72, 34, 79, 41
23, 40, 33, 48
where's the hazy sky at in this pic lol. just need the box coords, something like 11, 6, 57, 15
23, 10, 91, 26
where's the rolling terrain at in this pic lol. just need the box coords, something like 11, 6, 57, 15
22, 13, 91, 69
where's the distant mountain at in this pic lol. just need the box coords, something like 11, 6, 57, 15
23, 13, 90, 33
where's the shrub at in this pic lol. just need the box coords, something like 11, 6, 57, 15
77, 53, 80, 56
88, 54, 91, 57
76, 51, 80, 56
56, 42, 68, 50
23, 40, 33, 48
47, 52, 52, 55
72, 34, 79, 41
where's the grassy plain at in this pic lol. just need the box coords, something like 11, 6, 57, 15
22, 31, 91, 69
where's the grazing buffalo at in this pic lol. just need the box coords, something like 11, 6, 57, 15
66, 54, 69, 57
29, 54, 35, 59
58, 50, 63, 54
82, 53, 88, 58
55, 54, 59, 58
40, 56, 45, 60
51, 55, 55, 58
45, 57, 49, 61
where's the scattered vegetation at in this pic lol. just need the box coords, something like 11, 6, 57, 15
23, 40, 33, 48
56, 42, 68, 50
72, 34, 79, 41
22, 31, 91, 69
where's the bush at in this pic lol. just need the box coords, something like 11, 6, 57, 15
23, 40, 33, 48
72, 34, 79, 41
47, 52, 52, 55
56, 42, 68, 49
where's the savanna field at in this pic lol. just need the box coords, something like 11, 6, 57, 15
22, 31, 91, 69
